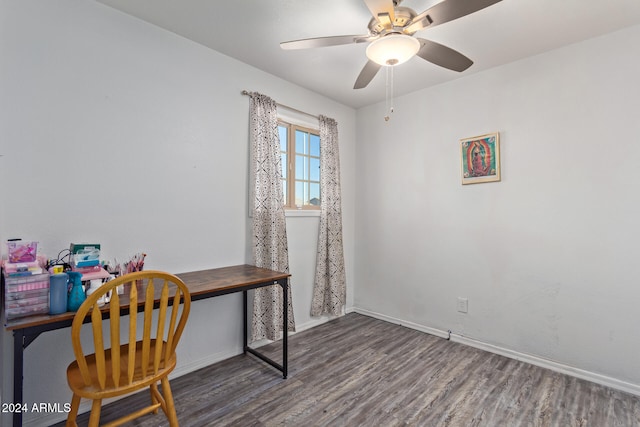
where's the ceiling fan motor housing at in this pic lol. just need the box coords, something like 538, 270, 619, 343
368, 7, 418, 35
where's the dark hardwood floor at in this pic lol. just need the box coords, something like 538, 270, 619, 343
54, 313, 640, 426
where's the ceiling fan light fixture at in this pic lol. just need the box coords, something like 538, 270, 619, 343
366, 34, 420, 66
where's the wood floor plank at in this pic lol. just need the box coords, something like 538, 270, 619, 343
53, 313, 640, 426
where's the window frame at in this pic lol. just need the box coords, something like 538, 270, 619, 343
278, 120, 321, 211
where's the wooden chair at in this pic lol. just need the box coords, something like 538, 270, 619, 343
66, 270, 191, 427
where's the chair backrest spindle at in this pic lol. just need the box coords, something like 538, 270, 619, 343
165, 291, 180, 363
109, 291, 121, 388
141, 279, 155, 378
91, 304, 106, 389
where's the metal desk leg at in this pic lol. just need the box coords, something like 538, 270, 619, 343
281, 278, 288, 379
13, 329, 24, 427
243, 281, 288, 378
243, 289, 248, 353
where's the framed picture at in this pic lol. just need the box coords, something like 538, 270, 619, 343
460, 132, 500, 184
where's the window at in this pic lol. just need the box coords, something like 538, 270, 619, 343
278, 121, 320, 209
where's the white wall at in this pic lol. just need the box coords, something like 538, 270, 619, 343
355, 24, 640, 392
0, 1, 356, 425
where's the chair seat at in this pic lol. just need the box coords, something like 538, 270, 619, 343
67, 339, 176, 400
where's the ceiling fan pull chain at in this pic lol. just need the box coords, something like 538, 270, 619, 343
390, 65, 394, 115
384, 65, 394, 122
385, 66, 389, 120
384, 66, 393, 122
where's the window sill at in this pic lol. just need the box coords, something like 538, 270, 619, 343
284, 209, 321, 218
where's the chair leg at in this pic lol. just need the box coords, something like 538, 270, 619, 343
66, 394, 81, 427
88, 399, 102, 427
161, 376, 179, 427
150, 382, 160, 414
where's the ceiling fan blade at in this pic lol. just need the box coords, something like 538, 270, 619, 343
364, 0, 395, 23
416, 38, 473, 72
354, 60, 382, 89
280, 34, 374, 50
405, 0, 502, 33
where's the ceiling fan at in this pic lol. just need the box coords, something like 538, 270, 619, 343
280, 0, 503, 89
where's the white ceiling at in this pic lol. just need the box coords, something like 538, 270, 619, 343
96, 0, 640, 109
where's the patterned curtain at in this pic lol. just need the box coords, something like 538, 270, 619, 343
248, 92, 296, 341
311, 115, 346, 316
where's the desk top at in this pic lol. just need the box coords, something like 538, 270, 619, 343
4, 264, 289, 331
175, 264, 289, 299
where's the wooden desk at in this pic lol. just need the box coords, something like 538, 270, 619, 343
3, 264, 290, 427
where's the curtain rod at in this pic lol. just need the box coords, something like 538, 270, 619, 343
241, 90, 319, 120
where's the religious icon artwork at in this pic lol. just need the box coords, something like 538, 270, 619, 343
460, 132, 501, 184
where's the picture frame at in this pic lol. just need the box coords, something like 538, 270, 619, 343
460, 132, 500, 185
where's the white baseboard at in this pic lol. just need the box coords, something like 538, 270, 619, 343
450, 333, 640, 397
352, 307, 640, 397
353, 307, 450, 339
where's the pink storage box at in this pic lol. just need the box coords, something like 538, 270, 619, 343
7, 241, 38, 263
3, 272, 50, 320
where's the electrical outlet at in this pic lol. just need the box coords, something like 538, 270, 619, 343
457, 297, 468, 313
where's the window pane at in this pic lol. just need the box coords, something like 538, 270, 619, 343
310, 134, 320, 157
295, 154, 306, 180
310, 157, 320, 181
279, 126, 288, 152
281, 153, 287, 179
295, 130, 308, 154
309, 183, 320, 206
295, 181, 304, 207
282, 180, 287, 204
